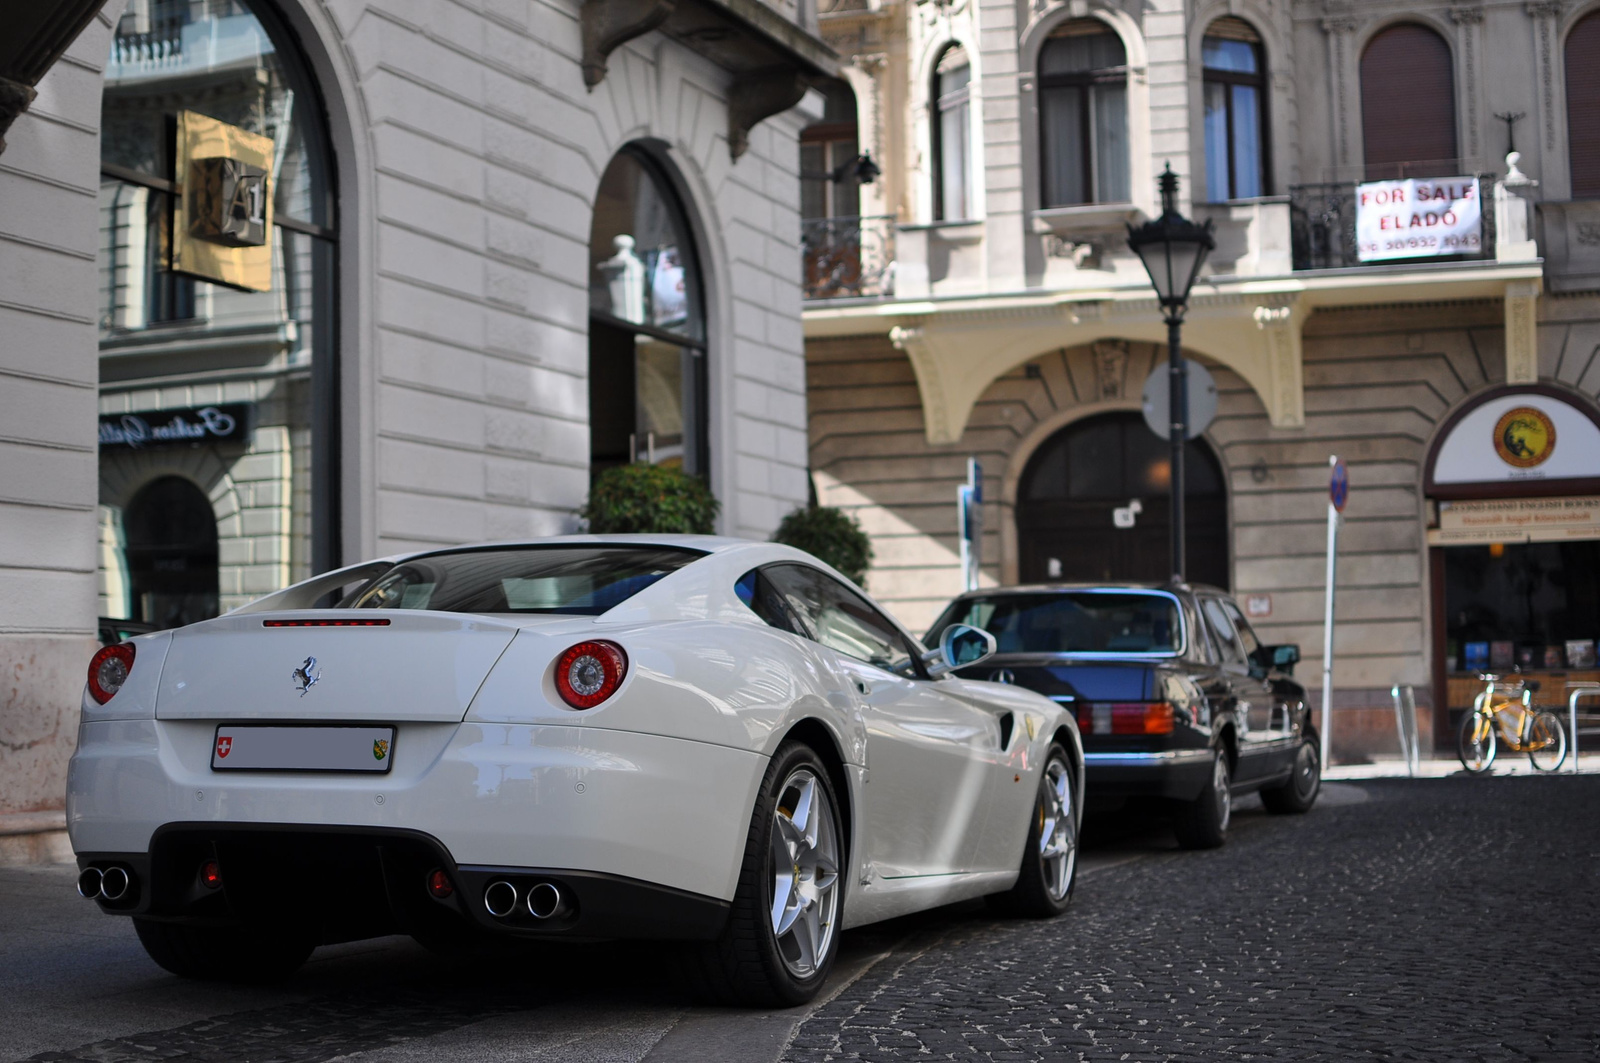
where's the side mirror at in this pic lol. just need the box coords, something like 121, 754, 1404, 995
1255, 644, 1299, 675
926, 624, 997, 677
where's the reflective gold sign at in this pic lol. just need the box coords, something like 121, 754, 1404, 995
172, 110, 274, 292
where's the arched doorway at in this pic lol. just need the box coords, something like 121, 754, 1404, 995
588, 146, 709, 478
125, 476, 220, 629
1016, 412, 1228, 587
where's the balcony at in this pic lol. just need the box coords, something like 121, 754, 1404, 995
1287, 175, 1499, 271
1538, 200, 1600, 292
802, 215, 896, 300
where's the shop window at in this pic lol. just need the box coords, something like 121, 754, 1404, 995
1202, 17, 1268, 201
588, 147, 709, 478
1016, 412, 1227, 587
124, 476, 220, 629
1360, 23, 1457, 179
1038, 20, 1130, 207
97, 0, 339, 612
932, 45, 972, 221
1566, 11, 1600, 197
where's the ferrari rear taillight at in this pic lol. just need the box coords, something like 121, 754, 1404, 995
554, 641, 628, 709
1077, 701, 1174, 736
87, 643, 136, 705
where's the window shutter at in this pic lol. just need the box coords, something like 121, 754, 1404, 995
1568, 14, 1600, 197
1360, 24, 1457, 178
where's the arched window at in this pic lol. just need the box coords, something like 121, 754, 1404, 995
1360, 23, 1457, 179
1202, 17, 1268, 200
1039, 20, 1129, 207
1566, 12, 1600, 197
1016, 412, 1227, 588
124, 477, 220, 629
98, 0, 339, 608
932, 45, 972, 221
588, 147, 709, 478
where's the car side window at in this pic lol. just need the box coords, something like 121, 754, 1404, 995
1185, 599, 1215, 664
1221, 600, 1263, 659
734, 568, 807, 637
1200, 597, 1246, 667
762, 563, 917, 674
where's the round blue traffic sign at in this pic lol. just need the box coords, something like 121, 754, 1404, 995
1330, 460, 1349, 512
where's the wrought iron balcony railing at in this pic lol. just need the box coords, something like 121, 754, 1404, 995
1289, 175, 1498, 271
802, 214, 896, 300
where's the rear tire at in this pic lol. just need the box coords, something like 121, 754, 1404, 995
1527, 711, 1567, 772
988, 745, 1077, 918
1261, 737, 1321, 814
683, 741, 843, 1007
133, 919, 313, 982
1173, 749, 1231, 850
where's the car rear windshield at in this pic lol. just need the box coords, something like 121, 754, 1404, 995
928, 592, 1182, 655
339, 546, 703, 615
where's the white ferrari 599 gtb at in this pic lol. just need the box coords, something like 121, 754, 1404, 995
69, 536, 1082, 1004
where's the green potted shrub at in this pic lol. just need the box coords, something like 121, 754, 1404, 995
579, 463, 720, 534
772, 504, 873, 585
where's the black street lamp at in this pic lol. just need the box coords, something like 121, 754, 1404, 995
1127, 164, 1215, 583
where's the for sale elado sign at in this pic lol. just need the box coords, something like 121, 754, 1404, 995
1355, 177, 1482, 262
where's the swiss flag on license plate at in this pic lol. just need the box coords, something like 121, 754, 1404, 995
216, 735, 232, 759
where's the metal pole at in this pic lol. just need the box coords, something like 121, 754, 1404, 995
1320, 456, 1339, 772
1168, 313, 1186, 582
1570, 686, 1600, 774
1391, 685, 1412, 776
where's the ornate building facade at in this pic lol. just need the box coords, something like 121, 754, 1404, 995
803, 0, 1600, 758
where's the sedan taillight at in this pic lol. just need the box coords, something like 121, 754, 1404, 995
554, 641, 628, 709
1077, 701, 1174, 736
87, 643, 136, 705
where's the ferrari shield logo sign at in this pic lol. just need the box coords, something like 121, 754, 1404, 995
215, 735, 232, 759
373, 739, 390, 762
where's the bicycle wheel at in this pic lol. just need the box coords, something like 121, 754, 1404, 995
1527, 711, 1568, 772
1458, 709, 1496, 773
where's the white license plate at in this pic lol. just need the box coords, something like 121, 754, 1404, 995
211, 725, 396, 773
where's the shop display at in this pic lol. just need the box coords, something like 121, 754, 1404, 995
1490, 640, 1515, 671
1568, 640, 1598, 668
1544, 645, 1565, 668
1465, 642, 1489, 671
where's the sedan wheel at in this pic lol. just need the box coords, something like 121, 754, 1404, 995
988, 744, 1077, 918
1173, 748, 1230, 850
1261, 737, 1321, 814
686, 741, 843, 1006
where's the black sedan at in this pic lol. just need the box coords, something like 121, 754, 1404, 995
927, 583, 1318, 848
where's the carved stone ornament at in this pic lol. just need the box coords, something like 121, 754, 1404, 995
0, 76, 36, 154
728, 67, 811, 159
580, 0, 677, 89
1093, 341, 1128, 400
1044, 234, 1108, 269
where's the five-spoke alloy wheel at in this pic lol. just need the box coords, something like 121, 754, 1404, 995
769, 767, 840, 978
989, 744, 1078, 918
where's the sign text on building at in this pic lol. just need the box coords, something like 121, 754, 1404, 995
99, 403, 254, 450
1355, 178, 1481, 262
1427, 496, 1600, 545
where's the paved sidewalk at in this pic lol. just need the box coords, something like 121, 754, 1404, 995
1325, 750, 1600, 780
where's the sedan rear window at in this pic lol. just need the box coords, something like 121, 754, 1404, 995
928, 592, 1182, 655
340, 546, 702, 615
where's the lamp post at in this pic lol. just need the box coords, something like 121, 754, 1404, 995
1127, 165, 1215, 583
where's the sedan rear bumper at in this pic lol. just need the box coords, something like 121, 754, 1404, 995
1082, 748, 1215, 801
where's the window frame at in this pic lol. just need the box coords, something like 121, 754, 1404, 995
1200, 23, 1270, 200
1037, 22, 1130, 207
931, 44, 972, 222
758, 563, 928, 677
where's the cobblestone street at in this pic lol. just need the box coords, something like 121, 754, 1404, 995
788, 776, 1600, 1062
4, 777, 1596, 1062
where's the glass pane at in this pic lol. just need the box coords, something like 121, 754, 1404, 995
1202, 37, 1258, 74
939, 98, 969, 220
1040, 85, 1086, 206
104, 0, 327, 226
344, 546, 703, 614
800, 143, 827, 220
1231, 84, 1263, 199
1092, 82, 1129, 202
1201, 598, 1245, 664
1203, 81, 1231, 200
1040, 27, 1125, 75
590, 152, 704, 342
937, 60, 971, 99
831, 137, 860, 219
928, 593, 1182, 655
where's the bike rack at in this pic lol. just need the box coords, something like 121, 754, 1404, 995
1568, 684, 1600, 775
1391, 684, 1421, 777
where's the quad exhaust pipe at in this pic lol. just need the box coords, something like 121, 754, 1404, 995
77, 865, 134, 902
482, 879, 565, 920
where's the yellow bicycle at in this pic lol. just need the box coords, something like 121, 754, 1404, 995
1458, 675, 1567, 774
